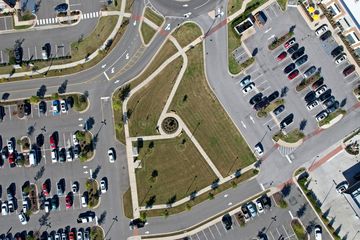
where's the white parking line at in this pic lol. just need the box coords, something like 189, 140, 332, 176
34, 46, 38, 59
269, 231, 275, 240
8, 106, 11, 120
214, 224, 222, 236
282, 224, 291, 238
208, 227, 215, 239
0, 50, 3, 63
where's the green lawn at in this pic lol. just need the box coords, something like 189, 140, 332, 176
169, 44, 256, 177
277, 0, 288, 11
228, 25, 243, 74
228, 0, 244, 16
291, 219, 308, 240
141, 22, 156, 45
113, 40, 178, 144
135, 135, 217, 206
128, 57, 183, 137
144, 7, 164, 27
172, 23, 203, 48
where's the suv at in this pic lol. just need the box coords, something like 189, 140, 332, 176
315, 110, 328, 122
221, 214, 232, 230
273, 105, 285, 115
247, 202, 257, 217
254, 98, 269, 111
14, 46, 23, 65
315, 24, 328, 36
331, 45, 343, 57
343, 65, 355, 76
287, 43, 299, 54
304, 66, 317, 78
319, 30, 332, 41
295, 55, 308, 67
267, 91, 279, 102
291, 46, 305, 60
280, 114, 294, 129
57, 180, 64, 196
249, 93, 263, 105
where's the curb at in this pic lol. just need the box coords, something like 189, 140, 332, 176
275, 138, 304, 148
318, 113, 344, 129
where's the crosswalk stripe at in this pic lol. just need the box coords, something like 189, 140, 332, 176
95, 12, 99, 17
36, 20, 39, 25
90, 12, 94, 18
55, 18, 58, 23
40, 19, 44, 24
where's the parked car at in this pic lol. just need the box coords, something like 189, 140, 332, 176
314, 225, 322, 240
288, 69, 299, 80
295, 55, 308, 67
100, 178, 107, 194
72, 133, 79, 145
291, 46, 305, 60
74, 144, 80, 159
51, 149, 58, 163
65, 194, 72, 209
128, 218, 145, 229
249, 93, 263, 105
51, 196, 59, 210
254, 98, 269, 111
303, 66, 317, 78
343, 64, 355, 76
66, 147, 73, 161
1, 202, 8, 215
81, 193, 88, 208
44, 199, 51, 213
311, 77, 324, 90
323, 96, 335, 108
254, 142, 264, 156
336, 181, 348, 193
59, 148, 66, 163
304, 91, 317, 103
54, 3, 68, 12
18, 211, 28, 225
22, 198, 29, 213
221, 214, 232, 230
327, 101, 339, 113
72, 182, 79, 193
331, 45, 344, 57
319, 30, 332, 41
259, 195, 271, 209
267, 91, 279, 102
50, 134, 57, 149
319, 89, 332, 102
42, 43, 51, 60
241, 205, 251, 221
307, 100, 319, 110
284, 38, 296, 49
60, 100, 67, 113
7, 140, 13, 153
315, 110, 328, 122
256, 199, 264, 213
52, 100, 60, 114
284, 63, 296, 74
335, 54, 347, 64
247, 202, 257, 217
57, 180, 64, 196
287, 43, 299, 54
276, 51, 287, 61
39, 101, 47, 114
108, 148, 115, 163
42, 182, 49, 196
273, 105, 285, 115
77, 229, 83, 240
280, 114, 294, 129
242, 82, 255, 94
239, 76, 251, 87
24, 102, 31, 116
315, 24, 328, 36
14, 46, 23, 65
315, 85, 327, 97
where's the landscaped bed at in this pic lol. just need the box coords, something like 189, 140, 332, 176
228, 24, 243, 74
76, 131, 94, 162
113, 40, 178, 143
273, 129, 304, 143
257, 99, 284, 118
85, 179, 100, 208
135, 134, 217, 207
268, 31, 294, 50
296, 73, 321, 92
128, 57, 183, 136
319, 109, 346, 127
172, 23, 202, 48
141, 22, 156, 45
169, 44, 256, 176
291, 219, 308, 240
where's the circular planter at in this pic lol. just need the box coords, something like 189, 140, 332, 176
161, 117, 179, 134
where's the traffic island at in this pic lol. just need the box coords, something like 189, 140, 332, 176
144, 7, 164, 27
257, 99, 284, 118
291, 219, 309, 240
318, 109, 346, 129
90, 226, 104, 240
140, 22, 156, 45
273, 129, 304, 146
272, 191, 288, 208
353, 85, 360, 101
296, 73, 322, 92
268, 31, 294, 50
76, 131, 94, 162
85, 179, 100, 209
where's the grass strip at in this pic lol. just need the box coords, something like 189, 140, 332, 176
277, 0, 288, 11
144, 7, 164, 27
296, 73, 321, 92
227, 0, 244, 15
172, 23, 202, 48
319, 109, 346, 127
169, 44, 256, 176
268, 31, 294, 50
291, 219, 308, 240
273, 128, 304, 143
141, 22, 157, 45
257, 99, 284, 118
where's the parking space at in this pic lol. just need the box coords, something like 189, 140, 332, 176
232, 46, 250, 65
0, 16, 13, 31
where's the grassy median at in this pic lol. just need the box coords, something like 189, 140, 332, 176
169, 44, 256, 176
141, 22, 157, 45
113, 40, 178, 144
172, 23, 202, 48
144, 7, 164, 27
136, 134, 217, 206
127, 57, 183, 136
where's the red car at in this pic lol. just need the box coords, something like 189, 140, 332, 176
65, 195, 72, 209
42, 183, 49, 196
68, 231, 75, 240
8, 153, 15, 166
284, 38, 296, 49
49, 135, 56, 149
288, 69, 299, 80
343, 64, 355, 76
276, 51, 287, 61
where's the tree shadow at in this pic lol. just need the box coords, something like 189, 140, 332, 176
281, 183, 291, 197
58, 80, 68, 94
37, 85, 47, 98
166, 195, 176, 206
145, 195, 156, 208
296, 203, 307, 218
98, 211, 107, 225
334, 224, 342, 235
322, 208, 331, 219
299, 119, 307, 131
92, 165, 101, 179
340, 98, 347, 108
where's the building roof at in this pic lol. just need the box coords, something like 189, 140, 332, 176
340, 0, 360, 30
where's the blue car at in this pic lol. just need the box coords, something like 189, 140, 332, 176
52, 100, 60, 115
54, 3, 68, 12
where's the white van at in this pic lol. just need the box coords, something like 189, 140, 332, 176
81, 194, 88, 208
29, 150, 37, 166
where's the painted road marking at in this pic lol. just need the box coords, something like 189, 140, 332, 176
288, 210, 294, 219
250, 115, 255, 124
241, 121, 247, 129
103, 72, 110, 80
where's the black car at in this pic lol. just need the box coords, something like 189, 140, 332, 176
14, 46, 23, 65
129, 218, 146, 229
327, 101, 339, 113
222, 214, 232, 230
280, 113, 294, 129
249, 93, 263, 105
39, 101, 47, 114
287, 43, 299, 54
320, 30, 332, 41
59, 148, 66, 162
42, 43, 51, 59
267, 91, 279, 102
319, 89, 332, 102
254, 98, 269, 111
54, 3, 68, 12
304, 91, 316, 103
284, 63, 296, 74
323, 96, 335, 107
331, 45, 344, 58
291, 46, 305, 60
295, 55, 308, 67
0, 106, 5, 121
273, 105, 285, 115
259, 195, 272, 209
24, 102, 31, 116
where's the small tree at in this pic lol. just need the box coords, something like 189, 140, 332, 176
162, 209, 169, 218
30, 95, 40, 104
76, 131, 86, 141
140, 211, 147, 221
185, 203, 192, 211
231, 181, 237, 188
208, 192, 214, 200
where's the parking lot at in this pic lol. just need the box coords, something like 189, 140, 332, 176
308, 149, 360, 238
0, 16, 13, 31
231, 2, 360, 156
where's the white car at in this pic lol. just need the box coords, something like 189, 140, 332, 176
242, 82, 255, 94
254, 143, 264, 156
51, 149, 58, 163
22, 199, 29, 213
1, 202, 8, 216
8, 199, 14, 212
335, 54, 347, 64
77, 230, 83, 240
315, 24, 328, 36
100, 179, 107, 194
81, 194, 88, 208
7, 140, 13, 153
55, 233, 61, 240
73, 133, 79, 145
336, 181, 349, 193
256, 199, 264, 213
44, 199, 51, 213
66, 148, 73, 162
314, 225, 322, 240
239, 77, 251, 87
108, 148, 115, 163
315, 111, 328, 122
18, 212, 28, 225
60, 100, 67, 113
306, 100, 319, 110
315, 85, 327, 97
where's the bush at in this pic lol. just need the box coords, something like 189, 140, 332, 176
268, 32, 294, 50
29, 95, 40, 104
